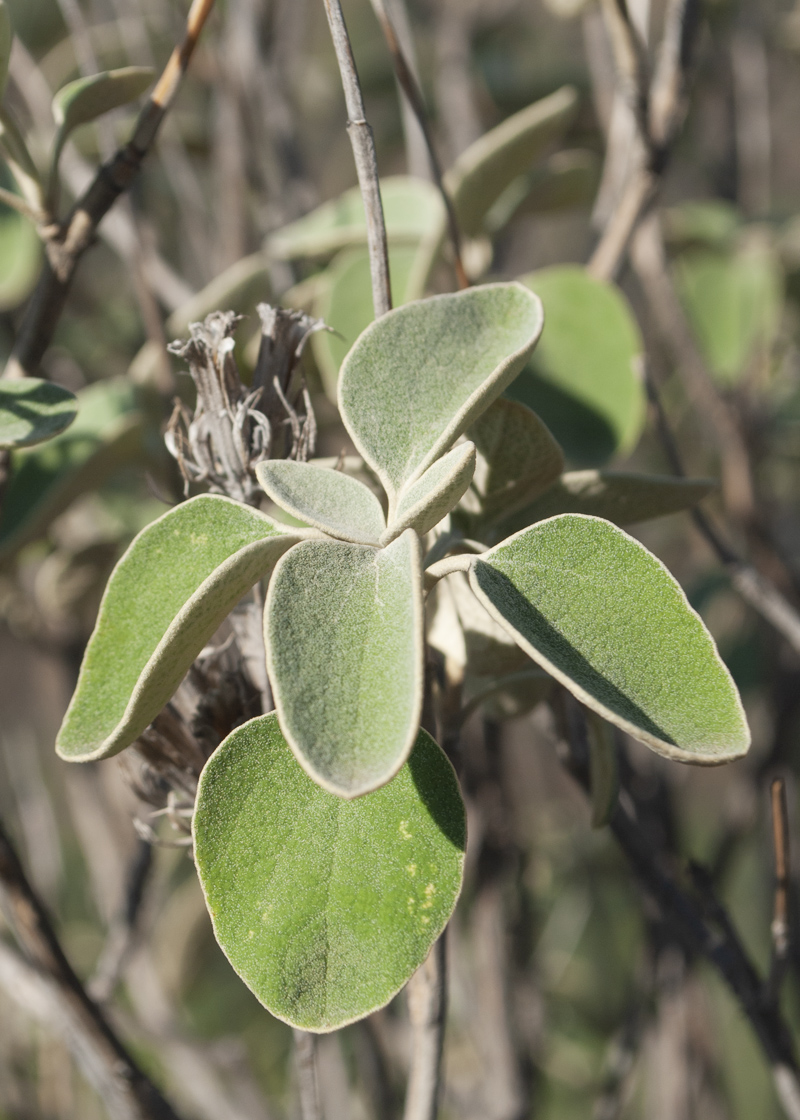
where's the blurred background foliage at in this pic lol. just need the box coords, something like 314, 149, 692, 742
1, 0, 800, 1117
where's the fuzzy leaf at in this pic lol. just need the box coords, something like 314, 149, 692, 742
193, 715, 465, 1031
57, 496, 302, 762
268, 176, 444, 260
0, 378, 77, 449
509, 267, 645, 465
312, 243, 421, 399
499, 470, 715, 535
461, 398, 564, 531
256, 459, 386, 545
0, 209, 41, 311
266, 531, 424, 797
339, 283, 543, 501
445, 86, 579, 237
384, 442, 476, 544
0, 0, 12, 99
0, 380, 143, 561
470, 515, 750, 763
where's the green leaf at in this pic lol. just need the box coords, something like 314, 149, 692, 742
0, 208, 41, 310
509, 267, 645, 466
663, 201, 741, 251
460, 398, 564, 532
312, 243, 421, 399
444, 86, 578, 238
0, 379, 142, 561
0, 105, 43, 206
266, 531, 424, 798
499, 470, 715, 536
384, 442, 476, 544
268, 176, 444, 261
256, 459, 386, 545
484, 149, 601, 233
166, 251, 271, 338
469, 515, 750, 763
0, 377, 76, 449
428, 570, 530, 678
0, 0, 12, 99
339, 282, 543, 503
675, 240, 782, 385
193, 714, 465, 1031
56, 496, 303, 762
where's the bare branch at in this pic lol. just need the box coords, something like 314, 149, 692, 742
403, 936, 446, 1120
294, 1030, 323, 1120
769, 777, 791, 994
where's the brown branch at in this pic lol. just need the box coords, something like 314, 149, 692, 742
368, 0, 469, 291
403, 936, 446, 1120
294, 1030, 323, 1120
321, 0, 392, 319
770, 777, 791, 993
3, 0, 217, 381
0, 817, 183, 1120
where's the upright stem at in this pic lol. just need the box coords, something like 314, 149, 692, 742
403, 935, 447, 1120
294, 1029, 323, 1120
321, 0, 392, 318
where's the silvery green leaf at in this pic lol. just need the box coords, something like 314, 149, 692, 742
470, 515, 750, 763
57, 496, 304, 762
509, 266, 645, 465
429, 570, 529, 677
266, 530, 424, 797
256, 459, 386, 545
339, 282, 543, 503
0, 377, 76, 449
444, 86, 578, 237
500, 470, 715, 534
383, 442, 476, 544
193, 715, 465, 1031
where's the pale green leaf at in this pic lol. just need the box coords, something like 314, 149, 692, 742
469, 515, 750, 763
384, 442, 476, 544
57, 496, 303, 762
509, 267, 645, 465
268, 176, 444, 260
675, 239, 782, 384
0, 379, 143, 561
499, 470, 715, 536
0, 105, 42, 198
428, 570, 530, 677
256, 459, 386, 545
460, 398, 564, 532
0, 0, 12, 99
193, 715, 465, 1031
312, 243, 421, 399
0, 208, 41, 310
0, 377, 76, 449
266, 531, 424, 797
663, 200, 740, 250
484, 149, 601, 233
339, 282, 543, 502
444, 86, 578, 237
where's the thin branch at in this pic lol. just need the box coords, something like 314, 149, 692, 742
0, 817, 183, 1120
368, 0, 469, 290
403, 936, 446, 1120
294, 1030, 323, 1120
3, 0, 217, 380
770, 777, 791, 994
321, 0, 392, 318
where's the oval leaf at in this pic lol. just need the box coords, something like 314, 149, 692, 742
383, 442, 476, 544
339, 283, 543, 501
256, 459, 386, 545
52, 66, 154, 132
469, 515, 750, 763
485, 149, 601, 233
0, 378, 77, 449
266, 531, 424, 797
499, 470, 715, 536
193, 715, 466, 1031
444, 86, 579, 237
0, 209, 42, 311
57, 496, 303, 762
509, 267, 645, 465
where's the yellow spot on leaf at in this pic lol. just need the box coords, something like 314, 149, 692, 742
399, 820, 412, 840
406, 863, 417, 876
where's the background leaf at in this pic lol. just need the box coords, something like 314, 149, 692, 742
0, 377, 77, 449
193, 715, 466, 1031
256, 459, 385, 545
509, 267, 645, 466
266, 531, 423, 797
484, 149, 601, 234
339, 283, 543, 501
0, 0, 12, 100
57, 496, 300, 762
470, 515, 750, 763
0, 207, 42, 310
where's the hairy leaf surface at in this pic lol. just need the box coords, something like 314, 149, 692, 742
257, 460, 386, 545
193, 716, 465, 1031
57, 496, 302, 762
339, 283, 543, 500
384, 442, 476, 543
0, 378, 77, 449
266, 531, 424, 797
470, 515, 749, 763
